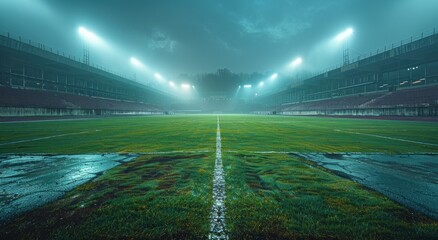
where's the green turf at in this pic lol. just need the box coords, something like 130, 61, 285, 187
220, 115, 438, 153
1, 153, 214, 239
0, 114, 437, 239
224, 153, 437, 239
0, 115, 216, 154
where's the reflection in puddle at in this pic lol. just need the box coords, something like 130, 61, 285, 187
0, 154, 136, 221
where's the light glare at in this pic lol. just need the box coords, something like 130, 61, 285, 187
335, 27, 353, 42
154, 73, 163, 80
269, 73, 278, 80
244, 84, 252, 88
130, 57, 141, 66
78, 27, 101, 44
290, 57, 302, 67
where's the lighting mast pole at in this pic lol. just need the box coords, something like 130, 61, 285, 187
335, 28, 353, 66
343, 44, 349, 66
83, 45, 90, 65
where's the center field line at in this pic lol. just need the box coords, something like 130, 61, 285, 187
0, 130, 100, 146
209, 115, 228, 240
334, 129, 438, 147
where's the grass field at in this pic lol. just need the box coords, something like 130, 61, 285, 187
1, 115, 438, 239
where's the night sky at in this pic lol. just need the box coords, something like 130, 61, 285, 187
1, 0, 438, 82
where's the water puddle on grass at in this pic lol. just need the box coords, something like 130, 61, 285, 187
0, 154, 137, 222
297, 153, 438, 220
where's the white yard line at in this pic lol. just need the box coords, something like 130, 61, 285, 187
209, 115, 228, 240
0, 130, 100, 146
334, 129, 438, 147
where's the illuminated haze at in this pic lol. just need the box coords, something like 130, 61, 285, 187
1, 0, 438, 82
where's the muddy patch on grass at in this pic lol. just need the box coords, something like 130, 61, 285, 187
245, 171, 271, 191
148, 154, 205, 164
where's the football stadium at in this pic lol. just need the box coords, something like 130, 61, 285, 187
1, 1, 438, 239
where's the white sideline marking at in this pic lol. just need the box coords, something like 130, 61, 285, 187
334, 129, 438, 147
0, 130, 100, 146
209, 115, 228, 239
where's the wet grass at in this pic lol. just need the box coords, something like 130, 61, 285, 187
0, 153, 214, 239
1, 114, 437, 238
224, 153, 438, 239
220, 115, 438, 153
0, 115, 216, 154
1, 115, 436, 154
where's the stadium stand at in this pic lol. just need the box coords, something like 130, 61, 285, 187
258, 30, 438, 116
365, 85, 438, 108
278, 84, 438, 116
0, 87, 161, 114
281, 92, 385, 111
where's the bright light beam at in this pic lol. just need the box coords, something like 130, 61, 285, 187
130, 57, 142, 67
154, 73, 164, 81
290, 57, 302, 68
259, 81, 264, 87
181, 83, 190, 90
334, 27, 353, 42
269, 73, 278, 81
78, 27, 101, 44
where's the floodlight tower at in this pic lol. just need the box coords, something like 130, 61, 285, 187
343, 47, 349, 65
335, 28, 353, 66
78, 27, 101, 66
83, 46, 90, 65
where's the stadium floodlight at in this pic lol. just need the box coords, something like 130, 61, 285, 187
243, 84, 252, 88
130, 57, 142, 67
154, 73, 164, 81
78, 27, 101, 44
290, 57, 302, 68
181, 83, 190, 90
335, 27, 353, 42
269, 73, 278, 81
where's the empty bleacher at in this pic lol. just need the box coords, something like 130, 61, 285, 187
280, 85, 438, 113
281, 92, 384, 111
366, 85, 438, 108
0, 87, 161, 113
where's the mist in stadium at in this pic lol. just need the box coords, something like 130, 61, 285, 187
1, 0, 438, 239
